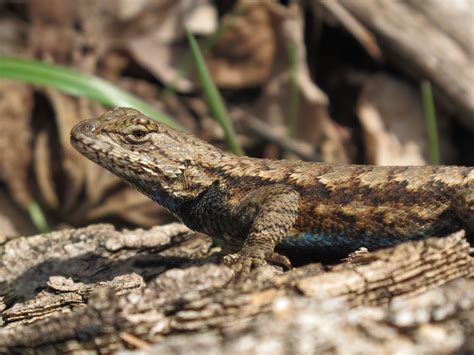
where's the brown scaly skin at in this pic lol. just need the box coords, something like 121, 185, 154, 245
70, 108, 474, 280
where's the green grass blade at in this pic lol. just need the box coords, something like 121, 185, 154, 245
420, 80, 440, 165
186, 30, 244, 156
28, 201, 49, 233
0, 57, 183, 130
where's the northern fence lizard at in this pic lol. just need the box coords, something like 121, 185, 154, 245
70, 108, 474, 279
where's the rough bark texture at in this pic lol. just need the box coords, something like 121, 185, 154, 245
0, 224, 473, 354
337, 0, 474, 130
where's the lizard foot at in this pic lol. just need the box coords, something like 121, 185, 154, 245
223, 251, 292, 281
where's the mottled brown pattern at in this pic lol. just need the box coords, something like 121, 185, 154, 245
70, 108, 474, 279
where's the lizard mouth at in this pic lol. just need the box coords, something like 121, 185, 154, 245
70, 131, 104, 167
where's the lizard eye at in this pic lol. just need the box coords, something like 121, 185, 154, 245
132, 130, 146, 139
123, 125, 150, 144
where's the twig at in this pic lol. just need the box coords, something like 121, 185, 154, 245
319, 0, 383, 60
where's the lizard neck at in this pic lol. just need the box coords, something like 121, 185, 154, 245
149, 186, 185, 216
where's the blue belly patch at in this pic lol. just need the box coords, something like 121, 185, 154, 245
278, 231, 410, 252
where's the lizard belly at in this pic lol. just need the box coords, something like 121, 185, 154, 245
278, 230, 430, 254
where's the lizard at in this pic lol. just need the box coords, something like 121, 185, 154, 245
70, 107, 474, 280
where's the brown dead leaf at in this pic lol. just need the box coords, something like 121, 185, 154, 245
130, 37, 194, 92
126, 0, 217, 93
127, 0, 278, 90
28, 0, 117, 70
0, 16, 29, 57
0, 81, 33, 209
240, 3, 350, 163
0, 191, 36, 238
357, 74, 453, 165
204, 1, 279, 88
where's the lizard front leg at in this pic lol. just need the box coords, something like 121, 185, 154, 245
223, 184, 301, 280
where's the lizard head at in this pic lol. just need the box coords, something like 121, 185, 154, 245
70, 107, 219, 213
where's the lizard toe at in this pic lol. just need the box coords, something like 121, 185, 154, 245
266, 252, 292, 270
222, 250, 292, 281
222, 252, 267, 281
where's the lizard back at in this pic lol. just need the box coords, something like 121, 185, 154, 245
278, 163, 472, 252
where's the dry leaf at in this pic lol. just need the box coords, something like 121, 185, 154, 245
242, 3, 350, 163
0, 191, 35, 238
127, 0, 217, 93
204, 1, 279, 88
0, 81, 33, 209
357, 74, 453, 165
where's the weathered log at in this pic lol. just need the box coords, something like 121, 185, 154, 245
0, 224, 472, 353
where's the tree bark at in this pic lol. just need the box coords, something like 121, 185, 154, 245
0, 224, 473, 353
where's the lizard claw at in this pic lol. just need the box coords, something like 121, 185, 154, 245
222, 251, 292, 281
223, 253, 265, 281
266, 252, 292, 270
